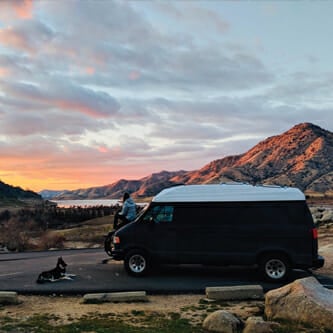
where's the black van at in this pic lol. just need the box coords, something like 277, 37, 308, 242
109, 184, 324, 282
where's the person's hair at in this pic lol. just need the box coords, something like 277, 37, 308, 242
123, 192, 130, 202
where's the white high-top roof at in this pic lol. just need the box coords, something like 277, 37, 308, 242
152, 183, 305, 203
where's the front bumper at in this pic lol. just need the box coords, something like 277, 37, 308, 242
110, 248, 125, 261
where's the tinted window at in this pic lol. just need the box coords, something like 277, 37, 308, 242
174, 204, 291, 226
144, 205, 174, 223
175, 205, 235, 225
235, 205, 288, 225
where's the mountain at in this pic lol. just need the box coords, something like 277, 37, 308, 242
52, 170, 188, 200
175, 122, 333, 194
38, 190, 66, 200
50, 123, 333, 200
0, 180, 42, 201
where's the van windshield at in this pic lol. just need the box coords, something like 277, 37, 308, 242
142, 205, 174, 223
135, 204, 150, 222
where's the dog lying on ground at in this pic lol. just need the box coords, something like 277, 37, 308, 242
36, 257, 75, 283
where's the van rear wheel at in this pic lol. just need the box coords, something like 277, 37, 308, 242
259, 254, 290, 282
124, 250, 149, 277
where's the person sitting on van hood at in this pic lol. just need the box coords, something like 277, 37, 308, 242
113, 192, 136, 230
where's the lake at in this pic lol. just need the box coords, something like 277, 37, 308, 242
52, 199, 148, 208
52, 199, 121, 208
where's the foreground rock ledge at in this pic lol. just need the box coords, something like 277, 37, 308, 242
265, 276, 333, 330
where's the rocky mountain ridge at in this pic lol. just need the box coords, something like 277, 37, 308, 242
174, 122, 333, 193
50, 122, 333, 200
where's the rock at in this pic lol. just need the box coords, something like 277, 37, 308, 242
265, 276, 333, 330
243, 316, 278, 333
202, 310, 242, 333
310, 207, 333, 225
321, 209, 333, 223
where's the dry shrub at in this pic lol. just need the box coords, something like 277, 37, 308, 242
39, 231, 66, 250
0, 216, 37, 251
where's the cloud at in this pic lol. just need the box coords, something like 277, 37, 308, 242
145, 2, 229, 34
0, 0, 33, 20
0, 21, 54, 54
0, 0, 332, 191
0, 79, 120, 118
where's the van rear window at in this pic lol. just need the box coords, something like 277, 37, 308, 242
236, 206, 288, 225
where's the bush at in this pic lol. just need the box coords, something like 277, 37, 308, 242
39, 232, 66, 250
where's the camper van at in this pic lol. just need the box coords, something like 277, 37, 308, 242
109, 184, 324, 282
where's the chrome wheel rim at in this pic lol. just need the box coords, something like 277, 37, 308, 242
129, 254, 146, 273
265, 258, 286, 280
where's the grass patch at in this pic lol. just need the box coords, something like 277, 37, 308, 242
51, 223, 110, 243
0, 311, 205, 333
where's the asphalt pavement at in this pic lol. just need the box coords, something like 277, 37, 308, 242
0, 249, 331, 295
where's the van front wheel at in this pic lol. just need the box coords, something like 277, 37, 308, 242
259, 254, 290, 282
124, 250, 149, 277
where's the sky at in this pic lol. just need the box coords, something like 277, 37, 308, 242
0, 0, 333, 192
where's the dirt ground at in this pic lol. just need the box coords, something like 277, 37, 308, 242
0, 294, 266, 327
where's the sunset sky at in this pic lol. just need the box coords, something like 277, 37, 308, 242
1, 0, 333, 192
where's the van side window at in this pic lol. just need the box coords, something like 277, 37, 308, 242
151, 205, 174, 223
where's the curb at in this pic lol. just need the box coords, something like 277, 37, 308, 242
0, 291, 19, 305
83, 291, 148, 303
206, 285, 264, 301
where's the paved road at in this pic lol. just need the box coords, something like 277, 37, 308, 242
0, 249, 331, 295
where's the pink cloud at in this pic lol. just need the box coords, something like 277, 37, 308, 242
97, 146, 109, 153
2, 80, 120, 118
0, 27, 34, 53
55, 100, 110, 118
85, 66, 96, 75
0, 67, 10, 77
129, 71, 141, 81
0, 0, 33, 21
13, 0, 33, 19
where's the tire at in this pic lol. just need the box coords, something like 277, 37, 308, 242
259, 254, 290, 282
124, 249, 150, 277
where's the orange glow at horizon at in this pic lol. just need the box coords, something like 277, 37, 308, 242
0, 164, 152, 193
0, 174, 91, 192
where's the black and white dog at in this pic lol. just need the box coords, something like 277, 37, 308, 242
36, 257, 75, 283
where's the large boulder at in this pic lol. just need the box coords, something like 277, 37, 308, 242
265, 277, 333, 330
202, 310, 242, 333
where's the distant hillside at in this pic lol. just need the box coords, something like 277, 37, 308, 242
39, 190, 65, 200
0, 180, 42, 201
50, 123, 333, 200
52, 170, 188, 200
